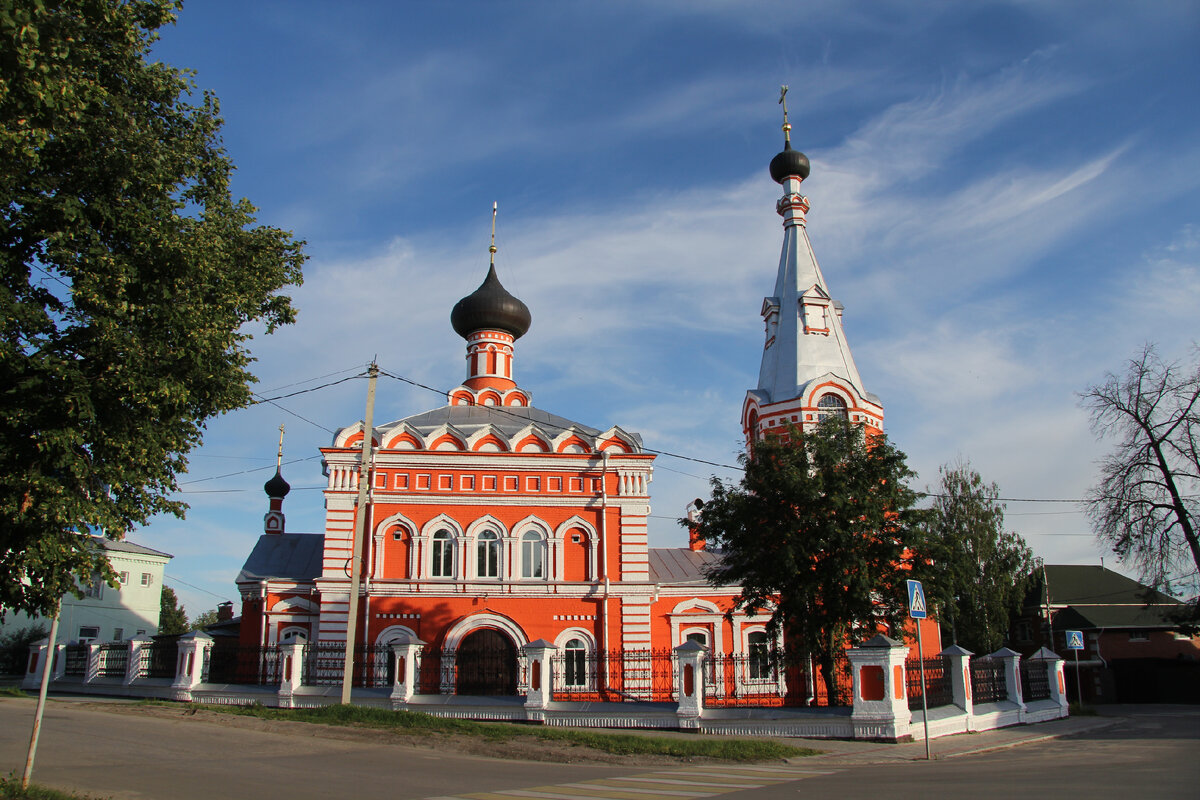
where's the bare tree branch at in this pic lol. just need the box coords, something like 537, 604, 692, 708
1083, 344, 1200, 595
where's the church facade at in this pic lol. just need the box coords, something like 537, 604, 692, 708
234, 121, 927, 695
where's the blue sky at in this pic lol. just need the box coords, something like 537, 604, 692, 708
139, 1, 1200, 617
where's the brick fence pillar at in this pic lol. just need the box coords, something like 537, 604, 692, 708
172, 631, 213, 701
674, 640, 707, 729
125, 635, 152, 686
940, 644, 974, 721
522, 639, 557, 722
277, 640, 306, 708
990, 647, 1026, 714
1029, 646, 1069, 716
847, 634, 911, 741
22, 639, 50, 691
389, 634, 426, 706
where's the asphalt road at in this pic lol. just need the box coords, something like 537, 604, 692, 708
1, 698, 1197, 800
726, 706, 1200, 800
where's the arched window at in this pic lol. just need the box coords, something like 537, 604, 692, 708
279, 627, 307, 643
431, 529, 455, 578
816, 393, 848, 421
747, 631, 770, 680
477, 529, 500, 578
521, 529, 545, 579
563, 638, 588, 688
685, 632, 708, 647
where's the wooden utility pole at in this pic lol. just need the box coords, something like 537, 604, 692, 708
341, 362, 378, 705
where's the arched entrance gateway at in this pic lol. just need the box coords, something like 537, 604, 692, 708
455, 628, 518, 695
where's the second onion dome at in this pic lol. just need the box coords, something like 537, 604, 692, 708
769, 140, 811, 184
450, 263, 532, 340
264, 469, 291, 499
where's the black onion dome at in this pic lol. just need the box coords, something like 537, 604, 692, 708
769, 141, 811, 183
264, 469, 291, 499
450, 264, 532, 340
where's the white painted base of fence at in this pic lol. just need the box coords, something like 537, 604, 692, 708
21, 638, 1069, 742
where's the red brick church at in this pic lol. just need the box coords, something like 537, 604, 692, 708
234, 118, 937, 695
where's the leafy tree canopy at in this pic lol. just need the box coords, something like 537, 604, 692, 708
0, 0, 305, 616
691, 420, 927, 702
158, 586, 187, 635
920, 462, 1039, 654
190, 608, 218, 630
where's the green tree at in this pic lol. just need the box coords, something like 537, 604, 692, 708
692, 420, 927, 705
189, 608, 218, 630
920, 462, 1039, 654
1, 0, 305, 616
158, 586, 187, 635
1082, 345, 1199, 598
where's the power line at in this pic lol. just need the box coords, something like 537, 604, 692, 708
178, 455, 321, 485
250, 373, 365, 404
256, 364, 366, 395
164, 573, 234, 604
376, 366, 743, 471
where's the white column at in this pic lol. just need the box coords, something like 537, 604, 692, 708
674, 640, 706, 729
990, 647, 1026, 713
940, 644, 974, 723
847, 634, 911, 742
1029, 646, 1069, 716
172, 631, 213, 701
277, 640, 306, 708
22, 639, 50, 691
125, 635, 152, 686
522, 639, 557, 722
389, 634, 426, 706
83, 643, 102, 685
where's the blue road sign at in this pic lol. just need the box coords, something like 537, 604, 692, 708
1066, 630, 1085, 650
906, 579, 927, 619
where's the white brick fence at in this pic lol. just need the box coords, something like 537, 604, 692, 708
23, 632, 1068, 741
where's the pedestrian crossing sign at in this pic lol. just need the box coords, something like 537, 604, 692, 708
1066, 630, 1084, 650
906, 579, 927, 619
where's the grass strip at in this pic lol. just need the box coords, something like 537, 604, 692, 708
0, 776, 107, 800
143, 701, 818, 761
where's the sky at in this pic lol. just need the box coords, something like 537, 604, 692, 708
136, 0, 1200, 619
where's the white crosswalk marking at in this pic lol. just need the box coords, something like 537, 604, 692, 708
426, 761, 839, 800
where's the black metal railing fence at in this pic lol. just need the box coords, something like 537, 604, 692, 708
301, 642, 392, 688
1020, 659, 1051, 701
906, 656, 954, 710
98, 643, 128, 678
970, 657, 1008, 704
142, 640, 177, 679
204, 644, 282, 685
63, 644, 88, 677
549, 648, 676, 702
702, 651, 785, 708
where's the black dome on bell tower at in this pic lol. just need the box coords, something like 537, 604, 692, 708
264, 469, 290, 499
769, 141, 811, 184
450, 264, 532, 340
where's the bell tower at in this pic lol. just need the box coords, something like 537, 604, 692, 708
448, 203, 533, 408
742, 88, 884, 445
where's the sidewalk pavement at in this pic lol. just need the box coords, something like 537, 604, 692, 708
788, 713, 1119, 766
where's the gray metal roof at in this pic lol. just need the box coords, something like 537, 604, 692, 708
237, 533, 324, 583
382, 404, 640, 445
649, 548, 724, 585
95, 537, 173, 559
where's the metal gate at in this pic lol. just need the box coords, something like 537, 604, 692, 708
455, 629, 517, 695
